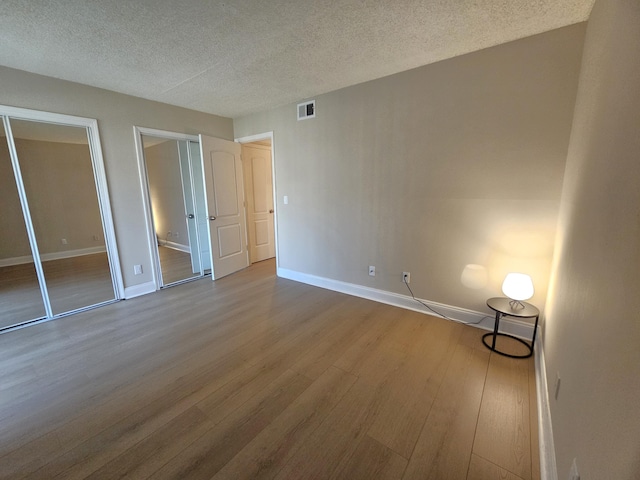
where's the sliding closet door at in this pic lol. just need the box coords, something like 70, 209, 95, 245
189, 140, 212, 272
138, 130, 211, 288
9, 119, 116, 316
178, 140, 201, 275
0, 121, 46, 328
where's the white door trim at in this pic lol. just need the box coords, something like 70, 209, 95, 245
234, 132, 278, 270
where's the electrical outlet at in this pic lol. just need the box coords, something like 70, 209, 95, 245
174, 231, 179, 238
369, 266, 376, 276
61, 238, 68, 245
134, 264, 143, 275
569, 458, 580, 480
167, 231, 172, 237
403, 272, 410, 284
92, 234, 99, 241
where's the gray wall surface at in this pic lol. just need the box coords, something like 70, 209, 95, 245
144, 140, 189, 249
234, 24, 586, 313
0, 136, 32, 259
0, 139, 104, 258
543, 0, 640, 478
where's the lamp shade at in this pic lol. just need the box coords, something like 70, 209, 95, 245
501, 273, 534, 301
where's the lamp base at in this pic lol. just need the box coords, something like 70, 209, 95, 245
508, 299, 526, 309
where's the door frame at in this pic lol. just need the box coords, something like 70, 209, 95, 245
234, 132, 278, 269
133, 126, 207, 290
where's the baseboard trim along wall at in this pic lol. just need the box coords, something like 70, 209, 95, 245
157, 240, 190, 253
124, 281, 156, 299
535, 338, 558, 480
277, 267, 535, 339
0, 246, 107, 267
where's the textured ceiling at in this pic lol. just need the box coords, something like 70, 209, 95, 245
0, 0, 594, 119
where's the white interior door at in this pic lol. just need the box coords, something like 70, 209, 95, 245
242, 144, 275, 263
200, 135, 249, 279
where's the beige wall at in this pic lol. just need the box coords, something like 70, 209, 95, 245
234, 24, 586, 313
543, 1, 640, 478
144, 140, 189, 249
0, 66, 233, 288
1, 139, 104, 259
0, 134, 31, 258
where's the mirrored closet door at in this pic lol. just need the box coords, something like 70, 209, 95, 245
0, 107, 123, 332
136, 128, 211, 287
0, 120, 46, 327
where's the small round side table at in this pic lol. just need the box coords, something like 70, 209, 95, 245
483, 297, 540, 359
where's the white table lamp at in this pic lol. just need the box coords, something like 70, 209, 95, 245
502, 273, 534, 309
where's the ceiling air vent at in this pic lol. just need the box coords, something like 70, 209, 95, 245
297, 100, 315, 121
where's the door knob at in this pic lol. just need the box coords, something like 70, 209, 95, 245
209, 215, 216, 221
269, 209, 274, 213
187, 213, 195, 219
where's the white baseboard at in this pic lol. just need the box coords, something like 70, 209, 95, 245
158, 240, 190, 254
124, 281, 156, 299
0, 246, 107, 267
535, 338, 558, 480
0, 255, 35, 267
276, 267, 534, 339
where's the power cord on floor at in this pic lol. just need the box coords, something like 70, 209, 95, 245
404, 281, 491, 326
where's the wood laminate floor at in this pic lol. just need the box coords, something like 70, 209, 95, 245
158, 246, 205, 286
0, 253, 115, 330
0, 247, 202, 331
0, 259, 540, 479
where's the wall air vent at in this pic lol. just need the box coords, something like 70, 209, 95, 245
297, 100, 315, 121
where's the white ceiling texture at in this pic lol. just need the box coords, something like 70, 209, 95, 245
0, 1, 594, 119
